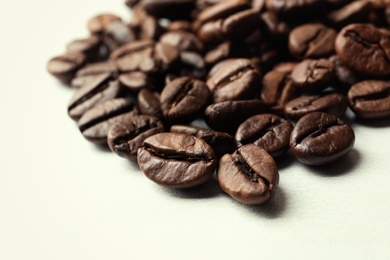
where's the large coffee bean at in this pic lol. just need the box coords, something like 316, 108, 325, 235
107, 115, 165, 159
78, 98, 139, 144
137, 133, 217, 188
160, 77, 211, 123
335, 23, 390, 77
290, 112, 355, 165
347, 80, 390, 119
71, 62, 118, 89
235, 114, 293, 157
217, 144, 279, 205
207, 59, 261, 102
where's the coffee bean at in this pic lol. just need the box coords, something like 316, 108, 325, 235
204, 42, 233, 67
140, 15, 165, 40
236, 114, 293, 157
160, 77, 211, 123
68, 73, 122, 121
327, 1, 371, 28
291, 59, 335, 93
347, 80, 390, 119
66, 36, 101, 60
78, 98, 139, 144
160, 31, 203, 53
335, 23, 390, 77
217, 144, 279, 205
260, 11, 292, 40
284, 93, 348, 121
137, 89, 164, 120
101, 21, 137, 51
71, 62, 118, 88
170, 125, 236, 158
119, 71, 156, 92
289, 23, 337, 60
47, 53, 86, 84
290, 112, 355, 165
107, 115, 165, 159
265, 0, 326, 16
207, 59, 261, 102
87, 14, 122, 35
204, 100, 265, 134
261, 69, 300, 114
137, 132, 217, 188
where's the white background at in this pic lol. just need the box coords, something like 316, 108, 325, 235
1, 1, 390, 259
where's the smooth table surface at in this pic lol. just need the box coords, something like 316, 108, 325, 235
1, 1, 390, 259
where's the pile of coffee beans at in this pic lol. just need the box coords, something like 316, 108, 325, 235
47, 0, 390, 206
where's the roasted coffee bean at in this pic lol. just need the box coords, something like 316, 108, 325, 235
101, 21, 137, 51
137, 89, 164, 120
137, 132, 217, 188
347, 80, 390, 119
284, 93, 348, 121
119, 71, 156, 92
78, 98, 139, 144
87, 14, 122, 35
217, 144, 279, 205
66, 36, 101, 60
207, 59, 261, 102
179, 52, 207, 79
140, 15, 165, 40
260, 11, 291, 40
142, 0, 196, 20
265, 0, 325, 16
107, 115, 165, 159
110, 40, 180, 75
204, 42, 233, 67
167, 21, 194, 32
235, 114, 293, 157
71, 62, 118, 88
160, 31, 203, 53
204, 100, 265, 134
291, 59, 335, 93
47, 53, 86, 84
160, 77, 211, 123
290, 112, 355, 165
261, 69, 300, 114
289, 23, 337, 60
335, 23, 390, 77
170, 125, 236, 158
327, 1, 371, 28
328, 55, 361, 87
68, 73, 122, 121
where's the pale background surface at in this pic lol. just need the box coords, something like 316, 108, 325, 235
1, 1, 390, 259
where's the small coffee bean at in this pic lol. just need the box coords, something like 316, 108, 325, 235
107, 115, 165, 159
119, 71, 156, 92
47, 53, 86, 84
204, 42, 233, 67
71, 62, 118, 88
207, 58, 261, 102
87, 13, 122, 35
204, 100, 265, 134
160, 77, 211, 123
335, 23, 390, 77
289, 23, 337, 60
236, 114, 293, 157
347, 80, 390, 119
101, 21, 137, 51
327, 1, 371, 28
290, 112, 355, 165
284, 93, 348, 121
170, 125, 236, 158
68, 73, 122, 121
160, 31, 203, 53
137, 132, 217, 188
217, 144, 279, 205
137, 89, 164, 120
78, 98, 139, 144
291, 59, 335, 93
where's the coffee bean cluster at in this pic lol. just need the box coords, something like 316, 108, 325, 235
47, 0, 390, 206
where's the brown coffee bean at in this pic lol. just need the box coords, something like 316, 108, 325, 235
68, 73, 122, 121
87, 13, 122, 35
291, 59, 335, 93
47, 53, 86, 84
160, 77, 211, 123
347, 80, 390, 119
260, 11, 292, 40
107, 115, 165, 159
101, 21, 137, 51
78, 98, 139, 144
327, 1, 371, 28
167, 21, 194, 32
235, 114, 293, 157
335, 23, 390, 77
284, 93, 348, 121
119, 71, 156, 92
217, 144, 279, 205
140, 15, 165, 40
265, 0, 325, 15
207, 59, 261, 102
290, 112, 355, 165
137, 133, 217, 188
71, 62, 118, 89
204, 42, 233, 67
204, 100, 265, 134
170, 125, 236, 158
160, 31, 203, 53
137, 89, 164, 120
289, 23, 337, 60
66, 36, 101, 60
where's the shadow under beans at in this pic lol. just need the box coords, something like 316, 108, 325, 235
275, 151, 296, 170
354, 117, 390, 128
161, 177, 223, 199
240, 186, 288, 219
306, 148, 361, 177
93, 143, 113, 153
